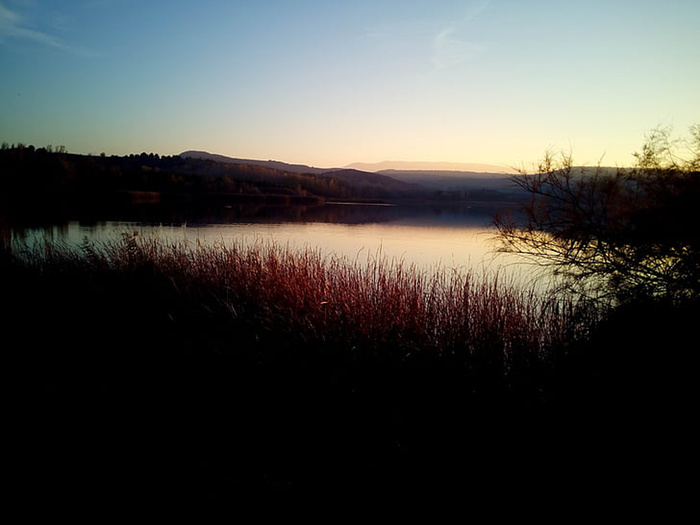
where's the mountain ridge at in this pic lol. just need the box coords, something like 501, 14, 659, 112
179, 150, 426, 198
180, 151, 516, 176
180, 150, 328, 175
179, 150, 526, 198
347, 160, 518, 174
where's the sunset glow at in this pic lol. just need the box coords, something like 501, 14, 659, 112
1, 0, 698, 168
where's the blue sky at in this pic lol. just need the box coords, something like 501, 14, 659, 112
1, 0, 698, 169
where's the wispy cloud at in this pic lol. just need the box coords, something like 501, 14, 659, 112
432, 0, 491, 70
0, 2, 66, 48
433, 27, 485, 69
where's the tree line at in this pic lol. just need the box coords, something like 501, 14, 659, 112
0, 144, 416, 206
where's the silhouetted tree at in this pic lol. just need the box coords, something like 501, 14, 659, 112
494, 125, 700, 304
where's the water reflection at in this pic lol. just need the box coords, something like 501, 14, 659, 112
155, 201, 500, 227
6, 202, 528, 279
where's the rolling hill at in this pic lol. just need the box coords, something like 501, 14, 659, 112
346, 160, 518, 174
180, 150, 329, 175
179, 150, 525, 200
179, 151, 429, 199
0, 144, 528, 210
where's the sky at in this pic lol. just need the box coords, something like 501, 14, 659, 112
1, 0, 698, 169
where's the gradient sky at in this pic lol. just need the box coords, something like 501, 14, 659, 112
1, 0, 698, 169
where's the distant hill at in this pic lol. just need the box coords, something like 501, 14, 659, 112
344, 160, 526, 200
181, 152, 519, 178
179, 150, 530, 203
180, 151, 428, 199
0, 145, 529, 209
378, 169, 518, 192
346, 160, 518, 174
180, 150, 328, 175
321, 168, 425, 195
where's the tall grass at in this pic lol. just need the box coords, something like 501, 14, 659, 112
6, 231, 599, 373
5, 231, 627, 500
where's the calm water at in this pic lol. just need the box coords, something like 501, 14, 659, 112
6, 202, 536, 283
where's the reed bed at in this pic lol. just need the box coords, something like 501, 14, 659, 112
4, 231, 624, 500
6, 231, 599, 373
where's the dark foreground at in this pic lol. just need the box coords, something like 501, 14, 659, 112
3, 245, 696, 514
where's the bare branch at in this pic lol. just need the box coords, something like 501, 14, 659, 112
494, 125, 700, 304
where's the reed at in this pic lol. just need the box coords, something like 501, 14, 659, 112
6, 231, 599, 373
5, 232, 626, 500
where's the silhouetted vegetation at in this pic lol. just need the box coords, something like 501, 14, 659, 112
6, 230, 694, 507
495, 125, 700, 305
485, 129, 700, 507
4, 233, 613, 503
0, 144, 427, 213
5, 132, 696, 508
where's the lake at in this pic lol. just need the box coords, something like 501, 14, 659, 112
4, 201, 538, 286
